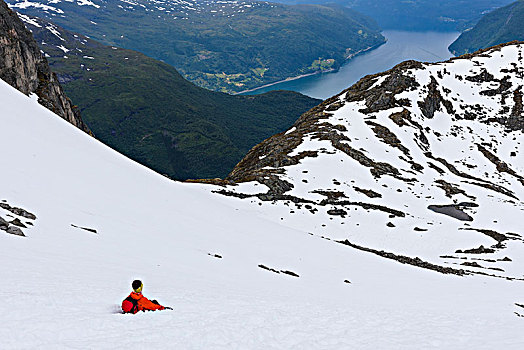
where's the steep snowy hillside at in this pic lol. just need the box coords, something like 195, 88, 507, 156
1, 46, 524, 348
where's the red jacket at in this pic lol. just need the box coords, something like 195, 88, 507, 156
123, 292, 165, 313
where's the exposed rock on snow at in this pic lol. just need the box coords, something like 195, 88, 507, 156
70, 223, 97, 234
427, 203, 475, 221
0, 201, 37, 219
258, 264, 300, 277
456, 245, 495, 254
10, 217, 27, 227
0, 200, 36, 236
6, 225, 24, 236
337, 239, 468, 276
0, 215, 8, 229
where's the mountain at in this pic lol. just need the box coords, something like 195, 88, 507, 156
18, 14, 320, 180
6, 0, 385, 93
270, 0, 514, 31
0, 0, 89, 132
220, 41, 524, 281
449, 0, 524, 55
0, 42, 523, 347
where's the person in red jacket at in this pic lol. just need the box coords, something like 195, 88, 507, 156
122, 280, 171, 314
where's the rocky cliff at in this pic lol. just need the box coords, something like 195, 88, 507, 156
0, 0, 90, 133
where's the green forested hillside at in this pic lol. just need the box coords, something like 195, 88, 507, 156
271, 0, 514, 31
26, 17, 320, 180
9, 0, 384, 93
449, 0, 524, 55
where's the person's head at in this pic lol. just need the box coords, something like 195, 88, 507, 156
132, 280, 143, 293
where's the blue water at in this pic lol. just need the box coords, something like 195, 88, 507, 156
243, 30, 460, 100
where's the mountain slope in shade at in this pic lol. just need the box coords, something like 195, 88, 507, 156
17, 13, 320, 180
1, 46, 523, 348
269, 0, 514, 31
449, 0, 524, 55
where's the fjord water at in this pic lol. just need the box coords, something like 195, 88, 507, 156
245, 31, 460, 99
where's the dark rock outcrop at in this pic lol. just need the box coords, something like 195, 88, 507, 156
0, 215, 8, 230
6, 225, 24, 236
0, 1, 90, 133
0, 202, 36, 219
337, 239, 467, 276
455, 245, 495, 254
428, 203, 476, 221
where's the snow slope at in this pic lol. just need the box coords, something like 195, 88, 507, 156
0, 71, 523, 348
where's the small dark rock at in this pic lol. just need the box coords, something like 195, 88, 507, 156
343, 279, 351, 284
354, 187, 382, 198
459, 245, 495, 254
258, 264, 280, 274
6, 226, 25, 236
71, 224, 97, 234
500, 257, 512, 262
386, 222, 395, 228
461, 261, 482, 268
280, 270, 299, 277
414, 227, 428, 232
0, 216, 8, 230
10, 218, 27, 228
327, 208, 347, 217
428, 204, 474, 221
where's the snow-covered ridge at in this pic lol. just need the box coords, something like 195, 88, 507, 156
223, 42, 524, 281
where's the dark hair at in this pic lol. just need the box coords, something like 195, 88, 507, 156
132, 280, 142, 290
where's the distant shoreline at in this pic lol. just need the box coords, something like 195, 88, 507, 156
233, 69, 335, 95
234, 42, 386, 95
